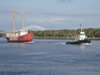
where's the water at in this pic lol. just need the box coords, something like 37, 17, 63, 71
0, 38, 100, 75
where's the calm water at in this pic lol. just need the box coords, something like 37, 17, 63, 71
0, 38, 100, 75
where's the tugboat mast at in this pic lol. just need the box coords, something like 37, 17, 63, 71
80, 23, 82, 32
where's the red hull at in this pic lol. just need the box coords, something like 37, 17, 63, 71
6, 32, 33, 42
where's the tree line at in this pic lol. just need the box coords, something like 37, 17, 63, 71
0, 33, 5, 37
30, 28, 100, 39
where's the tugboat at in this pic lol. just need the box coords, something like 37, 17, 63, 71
6, 11, 33, 42
66, 24, 91, 45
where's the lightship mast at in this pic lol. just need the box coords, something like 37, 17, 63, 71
22, 11, 24, 31
12, 11, 15, 35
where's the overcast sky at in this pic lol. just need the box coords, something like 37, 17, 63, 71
0, 0, 100, 31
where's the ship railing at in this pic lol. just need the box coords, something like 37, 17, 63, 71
6, 32, 20, 37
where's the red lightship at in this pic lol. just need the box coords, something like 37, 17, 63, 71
6, 11, 33, 42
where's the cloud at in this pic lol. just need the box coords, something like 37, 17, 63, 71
58, 0, 74, 3
25, 10, 100, 17
23, 25, 47, 31
1, 9, 99, 17
65, 17, 95, 22
32, 17, 65, 23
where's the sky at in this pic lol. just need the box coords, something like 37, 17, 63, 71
0, 0, 100, 31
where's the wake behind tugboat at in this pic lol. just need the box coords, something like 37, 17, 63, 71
66, 24, 91, 45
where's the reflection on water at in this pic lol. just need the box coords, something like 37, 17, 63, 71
0, 38, 100, 75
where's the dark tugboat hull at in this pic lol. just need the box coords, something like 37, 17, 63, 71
66, 39, 91, 45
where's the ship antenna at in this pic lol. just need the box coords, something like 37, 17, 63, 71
12, 10, 15, 35
22, 10, 24, 31
80, 23, 82, 32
